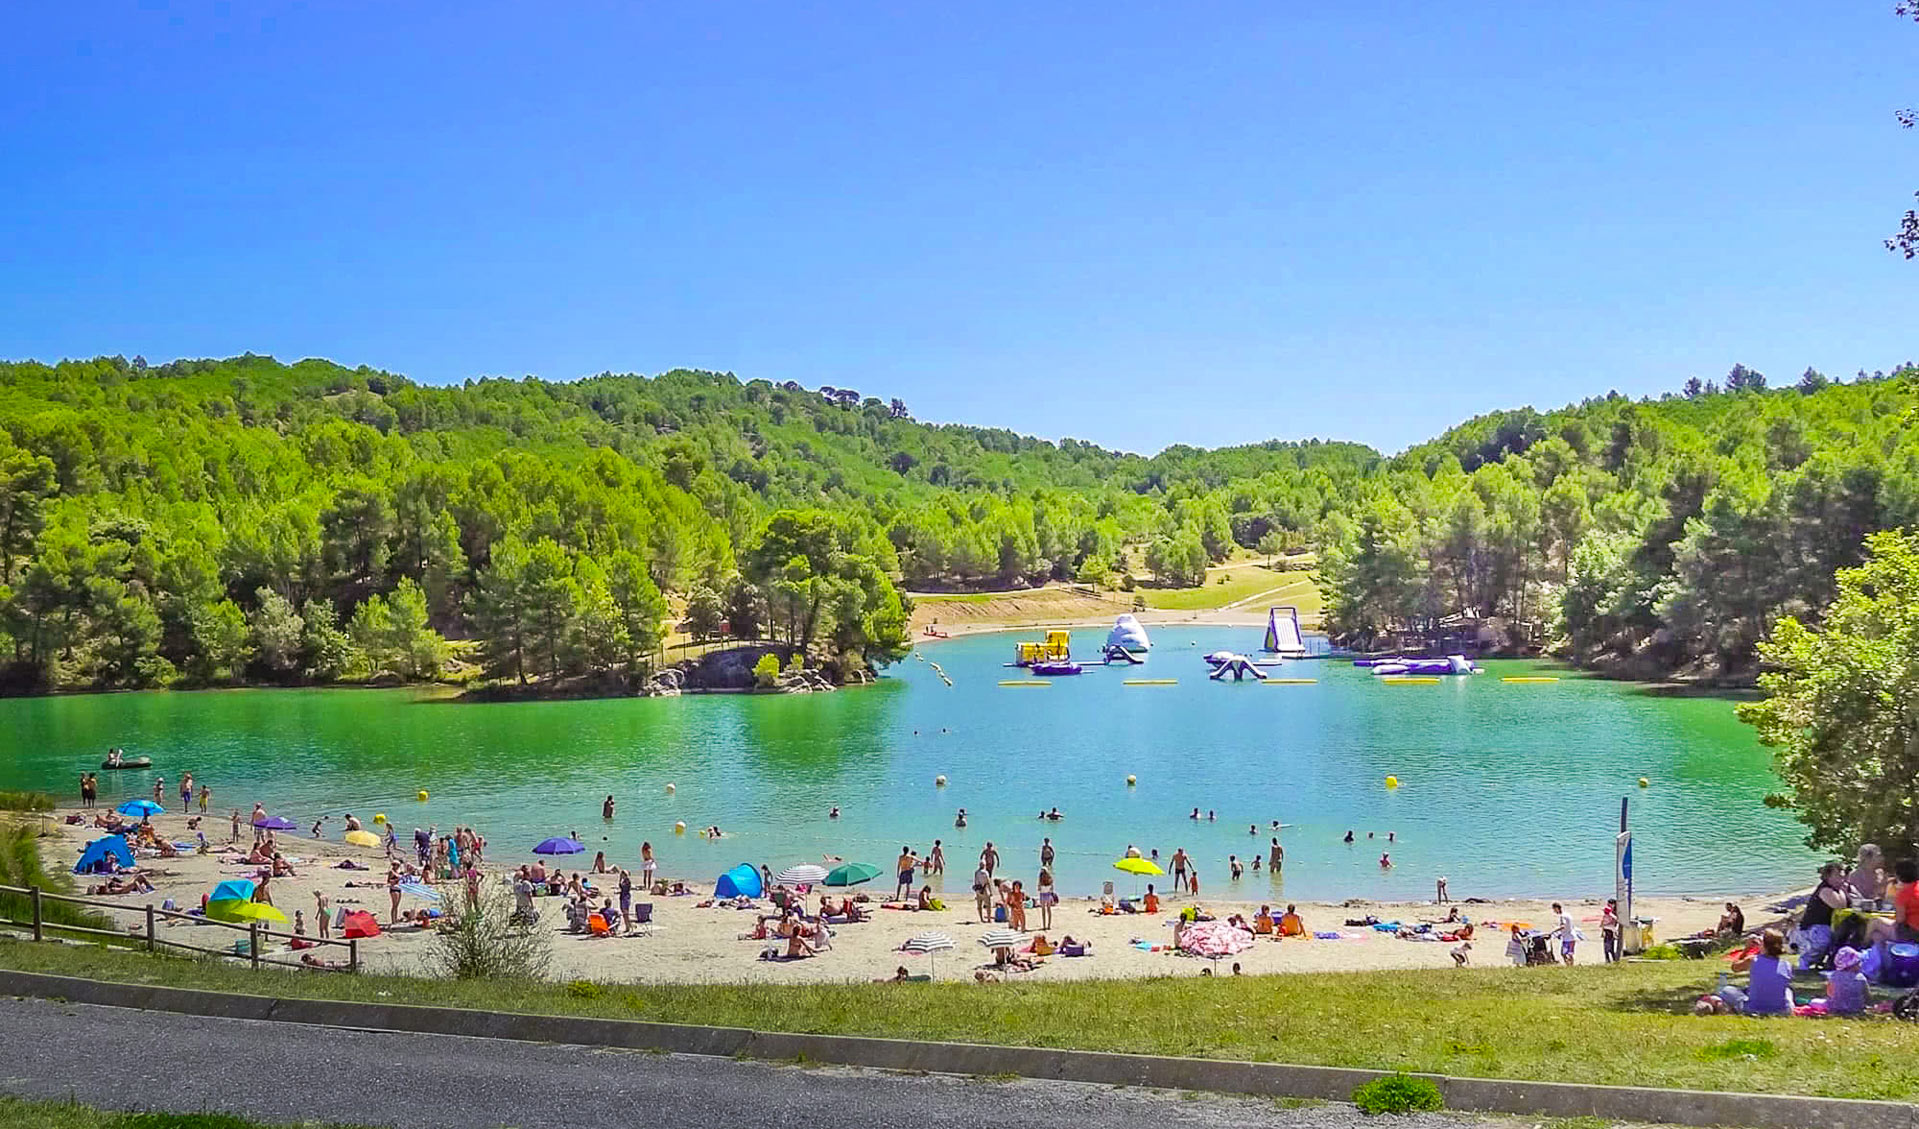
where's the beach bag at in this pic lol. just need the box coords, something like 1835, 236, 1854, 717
1887, 943, 1919, 989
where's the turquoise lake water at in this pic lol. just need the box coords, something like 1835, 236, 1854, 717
0, 627, 1818, 900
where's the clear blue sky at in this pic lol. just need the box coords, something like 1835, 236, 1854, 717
3, 2, 1913, 454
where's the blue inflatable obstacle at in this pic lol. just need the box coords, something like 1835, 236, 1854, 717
714, 863, 763, 899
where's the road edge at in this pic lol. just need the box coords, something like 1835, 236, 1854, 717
1, 968, 1910, 1129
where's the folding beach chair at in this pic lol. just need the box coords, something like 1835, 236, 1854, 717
631, 902, 655, 937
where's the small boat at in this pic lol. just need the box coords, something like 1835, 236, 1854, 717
1029, 660, 1084, 676
101, 750, 151, 770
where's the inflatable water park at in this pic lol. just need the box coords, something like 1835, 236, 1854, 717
1102, 614, 1151, 663
1359, 654, 1482, 676
1261, 606, 1307, 658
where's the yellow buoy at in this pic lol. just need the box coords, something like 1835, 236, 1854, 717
1638, 777, 1650, 788
1501, 676, 1560, 684
1123, 679, 1178, 686
373, 813, 386, 824
1126, 775, 1137, 786
1385, 775, 1400, 789
1381, 676, 1440, 685
674, 821, 686, 835
416, 790, 428, 802
999, 679, 1051, 686
935, 775, 947, 787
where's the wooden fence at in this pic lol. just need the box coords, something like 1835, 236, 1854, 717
0, 883, 358, 974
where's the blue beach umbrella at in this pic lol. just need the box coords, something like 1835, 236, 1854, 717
73, 835, 133, 874
532, 836, 585, 856
210, 879, 256, 903
116, 799, 164, 818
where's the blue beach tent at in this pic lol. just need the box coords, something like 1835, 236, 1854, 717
713, 863, 762, 899
73, 835, 133, 874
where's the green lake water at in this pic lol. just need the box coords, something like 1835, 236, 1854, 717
0, 627, 1816, 900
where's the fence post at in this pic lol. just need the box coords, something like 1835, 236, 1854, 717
349, 937, 359, 973
249, 923, 260, 970
144, 904, 156, 952
29, 885, 43, 942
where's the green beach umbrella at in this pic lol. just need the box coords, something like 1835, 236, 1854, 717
825, 861, 883, 887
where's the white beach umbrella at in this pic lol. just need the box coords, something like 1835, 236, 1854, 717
977, 928, 1023, 949
903, 931, 955, 978
775, 864, 829, 886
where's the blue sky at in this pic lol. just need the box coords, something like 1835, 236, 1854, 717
2, 3, 1913, 454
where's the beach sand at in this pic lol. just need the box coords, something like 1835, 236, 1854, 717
29, 808, 1797, 986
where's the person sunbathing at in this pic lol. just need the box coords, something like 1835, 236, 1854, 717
271, 854, 298, 878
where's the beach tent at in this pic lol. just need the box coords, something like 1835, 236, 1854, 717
341, 911, 381, 939
73, 835, 133, 874
713, 863, 763, 899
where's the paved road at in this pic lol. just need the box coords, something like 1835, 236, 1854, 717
0, 997, 1479, 1129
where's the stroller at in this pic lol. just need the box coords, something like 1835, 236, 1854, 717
1523, 931, 1556, 966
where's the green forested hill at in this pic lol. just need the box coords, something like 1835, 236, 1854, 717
0, 353, 1911, 690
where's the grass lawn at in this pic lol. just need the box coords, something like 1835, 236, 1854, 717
1140, 567, 1321, 614
0, 1097, 376, 1128
8, 939, 1919, 1101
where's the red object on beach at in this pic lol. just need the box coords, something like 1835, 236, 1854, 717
341, 911, 381, 939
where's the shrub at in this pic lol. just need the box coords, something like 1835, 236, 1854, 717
424, 881, 550, 980
564, 978, 602, 999
0, 791, 55, 812
752, 652, 781, 688
1352, 1074, 1445, 1115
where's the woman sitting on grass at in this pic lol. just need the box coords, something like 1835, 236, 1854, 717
1713, 929, 1795, 1016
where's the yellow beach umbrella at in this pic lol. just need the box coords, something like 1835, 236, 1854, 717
343, 829, 380, 848
208, 900, 288, 926
1113, 857, 1163, 876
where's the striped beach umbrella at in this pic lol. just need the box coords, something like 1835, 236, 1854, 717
774, 864, 829, 887
902, 931, 954, 977
977, 928, 1022, 949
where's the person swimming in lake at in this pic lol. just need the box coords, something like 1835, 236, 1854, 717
1343, 830, 1354, 844
1379, 852, 1392, 869
1190, 807, 1200, 820
1045, 807, 1062, 821
829, 806, 840, 819
603, 795, 615, 820
955, 808, 968, 829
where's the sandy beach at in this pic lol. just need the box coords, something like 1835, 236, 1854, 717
28, 807, 1796, 986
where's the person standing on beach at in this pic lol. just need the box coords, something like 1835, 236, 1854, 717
980, 841, 999, 880
1553, 902, 1577, 965
314, 889, 330, 940
1600, 898, 1620, 963
386, 863, 403, 924
618, 868, 633, 934
1436, 876, 1449, 904
973, 862, 993, 923
895, 846, 920, 900
641, 841, 656, 889
153, 778, 165, 805
1171, 848, 1189, 894
1037, 863, 1056, 930
928, 839, 945, 875
179, 773, 193, 813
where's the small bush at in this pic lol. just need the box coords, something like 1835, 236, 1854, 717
0, 792, 55, 812
1640, 943, 1684, 960
752, 652, 781, 688
565, 978, 602, 999
1352, 1074, 1445, 1115
424, 881, 550, 980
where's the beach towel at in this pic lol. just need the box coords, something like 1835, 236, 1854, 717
1313, 931, 1342, 940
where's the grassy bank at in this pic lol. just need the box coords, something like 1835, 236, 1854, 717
6, 939, 1919, 1101
0, 1097, 376, 1129
1139, 566, 1319, 613
0, 823, 117, 940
